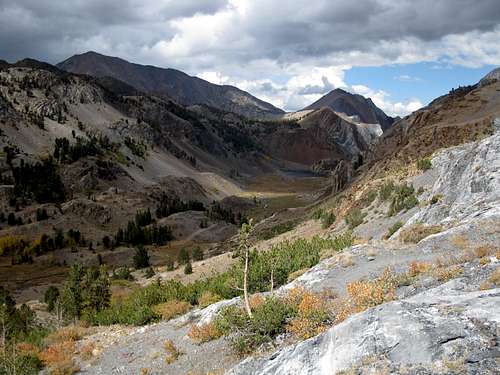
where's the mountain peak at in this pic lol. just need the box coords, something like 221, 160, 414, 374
479, 66, 500, 86
304, 88, 394, 130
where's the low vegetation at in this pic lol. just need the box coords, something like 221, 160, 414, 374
257, 220, 297, 240
344, 208, 365, 229
417, 158, 432, 171
86, 232, 353, 326
384, 221, 404, 239
387, 184, 419, 216
312, 208, 336, 229
399, 224, 443, 243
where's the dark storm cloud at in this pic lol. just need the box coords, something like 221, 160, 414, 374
0, 0, 228, 62
238, 0, 500, 63
0, 0, 499, 68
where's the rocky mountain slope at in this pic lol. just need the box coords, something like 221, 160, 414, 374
304, 88, 395, 130
57, 51, 284, 119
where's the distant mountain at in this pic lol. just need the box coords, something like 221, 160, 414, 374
57, 51, 284, 119
304, 88, 394, 130
13, 58, 62, 74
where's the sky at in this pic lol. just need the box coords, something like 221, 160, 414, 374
1, 0, 499, 116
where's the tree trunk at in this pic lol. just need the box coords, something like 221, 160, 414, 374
243, 247, 252, 318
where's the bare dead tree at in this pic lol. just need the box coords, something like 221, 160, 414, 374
238, 219, 254, 318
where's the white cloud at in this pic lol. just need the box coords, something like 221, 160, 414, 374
394, 74, 422, 82
351, 85, 423, 117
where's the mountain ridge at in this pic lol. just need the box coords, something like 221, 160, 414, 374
57, 51, 284, 119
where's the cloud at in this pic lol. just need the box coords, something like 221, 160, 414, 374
394, 75, 422, 82
1, 0, 499, 115
351, 85, 423, 117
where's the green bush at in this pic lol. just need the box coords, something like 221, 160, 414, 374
143, 267, 155, 279
112, 267, 134, 281
430, 195, 442, 205
385, 221, 403, 239
362, 189, 378, 206
379, 180, 396, 201
417, 158, 432, 171
388, 184, 418, 216
345, 208, 365, 229
312, 208, 324, 220
192, 246, 203, 261
165, 256, 175, 271
215, 296, 296, 355
258, 221, 296, 240
87, 233, 353, 326
133, 245, 150, 269
43, 286, 59, 312
184, 262, 193, 275
178, 248, 190, 265
321, 212, 336, 229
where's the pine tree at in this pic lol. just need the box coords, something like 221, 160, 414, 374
61, 264, 84, 320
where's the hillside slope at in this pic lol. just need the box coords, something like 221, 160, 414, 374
57, 51, 284, 119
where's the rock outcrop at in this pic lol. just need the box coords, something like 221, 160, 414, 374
228, 279, 500, 375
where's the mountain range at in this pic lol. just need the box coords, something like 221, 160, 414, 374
56, 51, 393, 128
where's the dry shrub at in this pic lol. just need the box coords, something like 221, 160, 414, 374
339, 252, 354, 268
44, 325, 89, 346
433, 265, 463, 282
198, 291, 222, 308
164, 339, 183, 364
479, 257, 491, 265
399, 224, 443, 243
78, 342, 95, 361
140, 368, 150, 375
249, 294, 265, 309
286, 288, 333, 339
488, 268, 500, 286
40, 340, 80, 375
451, 235, 470, 249
152, 300, 191, 320
474, 245, 498, 258
330, 269, 398, 323
331, 298, 354, 324
16, 342, 40, 356
287, 268, 309, 282
346, 268, 396, 313
187, 323, 222, 344
408, 261, 431, 277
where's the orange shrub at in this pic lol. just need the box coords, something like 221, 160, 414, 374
187, 323, 222, 344
408, 261, 431, 277
433, 265, 463, 282
164, 339, 182, 364
152, 300, 191, 321
40, 340, 79, 375
286, 288, 333, 339
45, 326, 88, 346
346, 268, 396, 313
